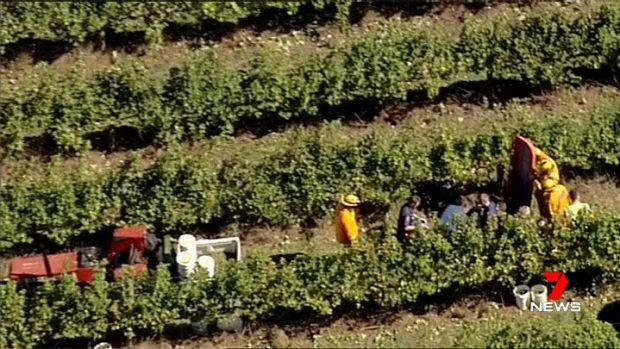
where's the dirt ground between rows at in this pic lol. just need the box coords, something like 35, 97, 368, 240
1, 86, 618, 258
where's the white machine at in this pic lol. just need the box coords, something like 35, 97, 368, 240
172, 234, 241, 279
169, 234, 245, 335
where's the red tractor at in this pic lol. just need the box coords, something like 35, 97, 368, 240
1, 226, 163, 284
105, 226, 163, 281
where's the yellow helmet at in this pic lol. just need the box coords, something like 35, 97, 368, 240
340, 194, 360, 207
541, 178, 557, 191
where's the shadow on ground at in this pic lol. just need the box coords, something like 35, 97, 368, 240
598, 300, 620, 333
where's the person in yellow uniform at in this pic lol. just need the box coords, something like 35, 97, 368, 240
335, 194, 360, 247
534, 147, 560, 188
541, 179, 571, 218
532, 147, 569, 219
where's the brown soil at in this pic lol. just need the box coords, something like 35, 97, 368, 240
566, 176, 620, 209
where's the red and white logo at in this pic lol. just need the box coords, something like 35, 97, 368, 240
530, 271, 581, 312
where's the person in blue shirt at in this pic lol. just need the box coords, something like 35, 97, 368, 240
440, 196, 474, 233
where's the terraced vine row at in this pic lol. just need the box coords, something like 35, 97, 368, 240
0, 1, 332, 51
1, 99, 618, 253
0, 1, 555, 51
1, 3, 618, 155
2, 212, 620, 348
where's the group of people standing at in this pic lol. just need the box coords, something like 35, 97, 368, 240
396, 192, 500, 242
333, 191, 500, 246
333, 143, 591, 247
334, 186, 590, 247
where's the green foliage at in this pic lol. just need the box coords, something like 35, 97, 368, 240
0, 282, 30, 349
0, 1, 330, 51
1, 3, 619, 156
1, 101, 619, 252
454, 310, 620, 348
2, 212, 620, 348
0, 1, 552, 51
458, 4, 620, 85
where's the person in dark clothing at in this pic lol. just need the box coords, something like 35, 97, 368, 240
397, 195, 426, 242
469, 193, 499, 228
480, 193, 499, 214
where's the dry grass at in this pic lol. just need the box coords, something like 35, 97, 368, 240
0, 3, 490, 83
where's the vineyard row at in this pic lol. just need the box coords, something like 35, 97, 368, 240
1, 3, 619, 155
1, 100, 618, 253
0, 1, 564, 51
2, 213, 620, 348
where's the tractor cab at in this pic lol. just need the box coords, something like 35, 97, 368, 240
107, 226, 162, 280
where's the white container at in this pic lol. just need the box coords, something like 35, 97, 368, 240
197, 255, 215, 278
195, 237, 242, 261
176, 234, 198, 279
530, 284, 548, 305
216, 316, 244, 332
178, 234, 197, 249
176, 250, 196, 278
93, 343, 113, 349
513, 285, 530, 310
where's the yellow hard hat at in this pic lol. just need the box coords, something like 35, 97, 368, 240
541, 178, 557, 191
340, 194, 360, 207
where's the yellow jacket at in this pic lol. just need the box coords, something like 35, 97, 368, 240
534, 148, 560, 187
543, 184, 571, 217
335, 203, 359, 245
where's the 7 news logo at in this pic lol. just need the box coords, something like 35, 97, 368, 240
530, 271, 581, 312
